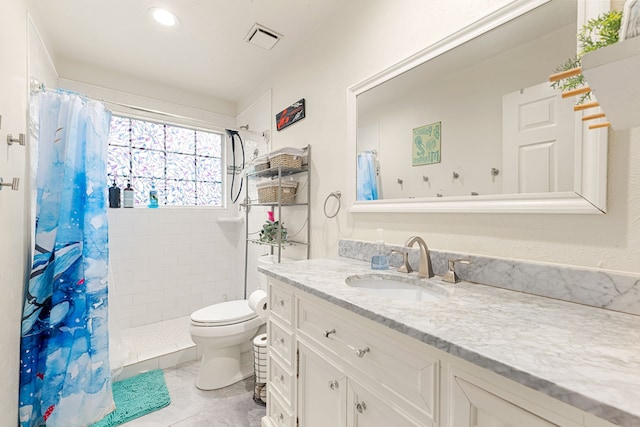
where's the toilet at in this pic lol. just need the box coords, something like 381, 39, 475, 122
189, 254, 287, 390
189, 299, 265, 390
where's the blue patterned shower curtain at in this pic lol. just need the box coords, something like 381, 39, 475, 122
19, 91, 114, 427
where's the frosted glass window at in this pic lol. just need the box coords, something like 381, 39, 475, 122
166, 126, 196, 154
109, 116, 130, 147
166, 180, 196, 205
107, 146, 130, 185
197, 182, 223, 206
131, 119, 165, 150
107, 115, 223, 207
166, 153, 195, 180
196, 157, 222, 182
196, 131, 222, 157
132, 148, 165, 179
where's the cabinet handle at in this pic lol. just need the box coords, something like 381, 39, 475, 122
355, 401, 367, 414
279, 337, 285, 345
324, 328, 336, 338
328, 380, 339, 390
355, 346, 370, 358
277, 413, 284, 422
279, 299, 285, 307
279, 374, 285, 383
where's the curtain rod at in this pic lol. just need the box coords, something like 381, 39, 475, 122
29, 77, 269, 139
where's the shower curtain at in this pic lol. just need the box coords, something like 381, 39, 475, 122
357, 151, 379, 200
19, 90, 114, 427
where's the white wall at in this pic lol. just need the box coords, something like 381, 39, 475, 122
240, 0, 640, 275
236, 90, 280, 296
108, 208, 244, 328
0, 0, 29, 423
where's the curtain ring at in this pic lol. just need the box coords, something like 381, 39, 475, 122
323, 191, 341, 218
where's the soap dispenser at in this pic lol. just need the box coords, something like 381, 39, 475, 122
371, 228, 389, 270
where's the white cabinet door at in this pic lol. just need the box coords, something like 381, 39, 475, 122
297, 342, 347, 427
348, 378, 424, 427
451, 375, 559, 427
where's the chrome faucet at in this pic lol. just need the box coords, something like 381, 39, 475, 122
390, 249, 412, 274
404, 236, 434, 278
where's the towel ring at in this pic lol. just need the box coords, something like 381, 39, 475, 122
323, 191, 341, 218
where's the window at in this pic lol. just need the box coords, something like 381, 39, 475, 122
107, 116, 224, 206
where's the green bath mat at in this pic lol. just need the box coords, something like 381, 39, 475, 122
91, 369, 171, 427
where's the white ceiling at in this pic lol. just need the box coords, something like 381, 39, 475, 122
28, 0, 344, 105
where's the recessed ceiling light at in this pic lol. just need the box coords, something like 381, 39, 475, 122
149, 7, 180, 26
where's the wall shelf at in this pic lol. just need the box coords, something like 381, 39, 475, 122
247, 239, 309, 247
581, 35, 640, 130
247, 165, 309, 179
245, 145, 311, 263
216, 216, 244, 224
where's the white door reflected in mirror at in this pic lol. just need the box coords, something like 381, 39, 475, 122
502, 81, 575, 194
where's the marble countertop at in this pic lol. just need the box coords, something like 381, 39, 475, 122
259, 258, 640, 427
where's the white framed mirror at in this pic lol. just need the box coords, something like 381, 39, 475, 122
347, 0, 608, 214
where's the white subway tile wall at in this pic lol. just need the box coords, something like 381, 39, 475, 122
108, 208, 244, 328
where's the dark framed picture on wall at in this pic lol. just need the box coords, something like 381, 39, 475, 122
276, 98, 305, 131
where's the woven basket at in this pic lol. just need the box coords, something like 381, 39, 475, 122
269, 153, 302, 169
254, 155, 270, 172
257, 182, 298, 203
254, 161, 270, 172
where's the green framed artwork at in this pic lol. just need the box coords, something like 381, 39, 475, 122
412, 122, 441, 166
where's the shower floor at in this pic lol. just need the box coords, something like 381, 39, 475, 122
116, 316, 197, 380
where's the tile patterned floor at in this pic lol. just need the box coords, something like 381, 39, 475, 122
121, 360, 265, 427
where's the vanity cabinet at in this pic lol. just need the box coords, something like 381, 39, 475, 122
297, 339, 428, 427
446, 368, 581, 427
263, 279, 438, 427
262, 278, 617, 427
265, 281, 296, 427
297, 342, 346, 427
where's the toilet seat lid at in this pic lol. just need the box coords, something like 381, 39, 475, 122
191, 300, 258, 326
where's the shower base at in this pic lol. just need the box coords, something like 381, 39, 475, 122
116, 316, 197, 381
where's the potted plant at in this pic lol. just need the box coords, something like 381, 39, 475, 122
259, 211, 288, 243
551, 10, 623, 103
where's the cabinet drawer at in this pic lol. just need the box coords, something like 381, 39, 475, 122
349, 377, 424, 427
269, 282, 294, 326
297, 296, 438, 422
268, 318, 295, 368
269, 353, 295, 409
267, 390, 294, 427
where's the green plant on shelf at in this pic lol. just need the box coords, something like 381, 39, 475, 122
259, 211, 288, 244
551, 10, 622, 104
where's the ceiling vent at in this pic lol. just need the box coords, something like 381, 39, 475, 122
244, 23, 282, 50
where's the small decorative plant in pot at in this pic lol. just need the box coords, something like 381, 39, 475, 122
259, 211, 288, 243
551, 10, 623, 104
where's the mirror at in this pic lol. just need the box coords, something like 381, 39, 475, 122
347, 0, 608, 214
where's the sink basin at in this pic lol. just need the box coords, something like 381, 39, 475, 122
345, 274, 449, 302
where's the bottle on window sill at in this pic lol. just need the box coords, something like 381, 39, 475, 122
123, 180, 134, 208
148, 181, 159, 209
109, 178, 121, 208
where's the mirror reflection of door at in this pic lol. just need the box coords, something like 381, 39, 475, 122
502, 82, 575, 193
